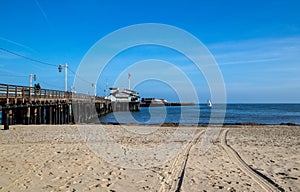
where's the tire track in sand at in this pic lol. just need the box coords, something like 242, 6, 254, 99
159, 130, 204, 192
220, 129, 281, 192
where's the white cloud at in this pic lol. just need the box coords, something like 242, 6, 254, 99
208, 36, 300, 67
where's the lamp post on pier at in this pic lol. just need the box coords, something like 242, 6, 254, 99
58, 63, 68, 92
29, 74, 36, 87
92, 83, 97, 96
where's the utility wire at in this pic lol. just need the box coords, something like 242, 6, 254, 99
0, 47, 57, 67
1, 47, 101, 92
0, 68, 28, 77
68, 68, 101, 90
0, 74, 27, 78
68, 67, 92, 85
39, 80, 63, 90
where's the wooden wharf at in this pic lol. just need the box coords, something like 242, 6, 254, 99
0, 83, 112, 130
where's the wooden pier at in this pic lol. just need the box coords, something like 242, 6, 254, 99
0, 83, 112, 130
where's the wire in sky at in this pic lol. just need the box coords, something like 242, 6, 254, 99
38, 80, 63, 90
0, 67, 28, 77
68, 68, 103, 94
0, 74, 27, 78
1, 47, 100, 92
68, 67, 95, 86
0, 47, 57, 67
0, 37, 36, 52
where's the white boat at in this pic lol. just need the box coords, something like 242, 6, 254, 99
207, 99, 212, 107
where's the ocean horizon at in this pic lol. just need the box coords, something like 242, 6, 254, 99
99, 103, 300, 125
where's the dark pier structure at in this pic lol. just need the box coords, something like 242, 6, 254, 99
0, 83, 111, 130
140, 98, 195, 107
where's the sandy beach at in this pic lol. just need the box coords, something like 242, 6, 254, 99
0, 124, 299, 192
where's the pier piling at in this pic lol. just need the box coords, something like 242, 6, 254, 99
0, 83, 112, 127
2, 107, 9, 130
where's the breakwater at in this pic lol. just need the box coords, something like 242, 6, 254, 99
140, 102, 195, 107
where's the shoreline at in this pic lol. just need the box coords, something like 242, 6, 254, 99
99, 121, 300, 127
2, 122, 298, 130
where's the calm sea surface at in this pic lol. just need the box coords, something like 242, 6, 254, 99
99, 104, 300, 125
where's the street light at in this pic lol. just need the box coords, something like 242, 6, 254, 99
29, 74, 36, 87
58, 63, 68, 91
92, 83, 97, 96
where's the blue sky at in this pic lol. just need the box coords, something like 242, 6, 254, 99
0, 0, 300, 103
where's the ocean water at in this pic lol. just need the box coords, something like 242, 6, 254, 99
99, 104, 300, 125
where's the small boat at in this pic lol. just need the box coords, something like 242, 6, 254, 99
207, 99, 212, 107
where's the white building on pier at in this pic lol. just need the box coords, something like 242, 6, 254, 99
107, 88, 140, 111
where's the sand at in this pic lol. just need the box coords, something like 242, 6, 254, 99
0, 124, 299, 192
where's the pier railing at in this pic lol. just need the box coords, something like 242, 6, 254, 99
0, 83, 100, 103
0, 83, 67, 99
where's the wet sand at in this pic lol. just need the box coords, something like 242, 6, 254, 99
0, 124, 299, 191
